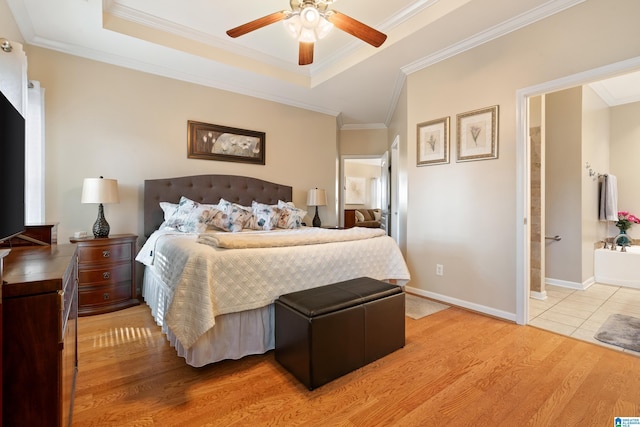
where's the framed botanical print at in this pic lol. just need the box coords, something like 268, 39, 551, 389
456, 105, 499, 162
417, 116, 450, 166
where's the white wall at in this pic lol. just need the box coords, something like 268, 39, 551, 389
0, 0, 23, 44
402, 0, 640, 318
24, 46, 338, 243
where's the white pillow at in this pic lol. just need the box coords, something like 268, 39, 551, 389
373, 210, 381, 221
247, 201, 276, 230
160, 202, 178, 220
162, 196, 218, 233
354, 210, 365, 222
215, 198, 252, 232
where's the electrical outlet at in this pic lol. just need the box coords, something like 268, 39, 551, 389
436, 264, 444, 276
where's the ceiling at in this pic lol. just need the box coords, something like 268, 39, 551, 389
6, 0, 638, 128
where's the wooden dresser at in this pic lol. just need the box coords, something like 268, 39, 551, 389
2, 244, 78, 426
69, 234, 139, 316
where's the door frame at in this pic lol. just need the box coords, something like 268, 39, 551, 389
340, 154, 385, 228
516, 56, 640, 325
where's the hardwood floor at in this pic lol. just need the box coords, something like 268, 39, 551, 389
73, 304, 640, 426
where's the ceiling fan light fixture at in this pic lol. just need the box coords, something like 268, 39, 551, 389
315, 16, 334, 39
284, 10, 333, 43
301, 6, 319, 25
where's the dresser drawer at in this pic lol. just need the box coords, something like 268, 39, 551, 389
79, 282, 133, 307
78, 263, 131, 286
77, 243, 132, 265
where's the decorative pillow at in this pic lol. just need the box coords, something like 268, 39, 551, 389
360, 209, 374, 221
160, 202, 178, 220
214, 198, 252, 232
354, 210, 365, 222
162, 196, 218, 233
276, 200, 307, 229
373, 210, 382, 221
247, 201, 276, 230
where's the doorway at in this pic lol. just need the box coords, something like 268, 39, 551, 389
517, 57, 640, 325
340, 154, 386, 228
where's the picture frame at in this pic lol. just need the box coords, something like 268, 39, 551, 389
345, 176, 366, 204
187, 120, 265, 165
456, 105, 499, 162
417, 117, 450, 166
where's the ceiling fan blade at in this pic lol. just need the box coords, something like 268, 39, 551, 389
299, 42, 314, 65
327, 11, 387, 48
226, 11, 288, 38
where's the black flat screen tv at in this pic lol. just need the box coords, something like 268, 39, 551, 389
0, 89, 26, 243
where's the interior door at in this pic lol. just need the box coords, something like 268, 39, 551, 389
391, 138, 400, 244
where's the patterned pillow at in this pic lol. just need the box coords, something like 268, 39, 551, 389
247, 201, 276, 230
160, 202, 178, 220
276, 200, 307, 229
162, 196, 218, 233
214, 199, 252, 232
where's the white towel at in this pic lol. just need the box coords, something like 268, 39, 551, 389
599, 174, 618, 222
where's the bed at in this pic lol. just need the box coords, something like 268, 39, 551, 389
138, 174, 410, 367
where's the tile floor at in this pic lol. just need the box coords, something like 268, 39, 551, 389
529, 283, 640, 356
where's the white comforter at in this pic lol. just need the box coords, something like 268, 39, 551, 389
137, 227, 411, 349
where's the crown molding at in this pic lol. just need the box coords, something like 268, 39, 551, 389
401, 0, 585, 76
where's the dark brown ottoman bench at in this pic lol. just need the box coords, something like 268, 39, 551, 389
274, 277, 405, 390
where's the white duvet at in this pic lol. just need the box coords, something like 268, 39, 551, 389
137, 227, 411, 349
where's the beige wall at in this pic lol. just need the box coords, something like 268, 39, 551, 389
545, 87, 582, 284
24, 46, 338, 242
581, 85, 610, 282
402, 0, 640, 317
6, 0, 640, 320
611, 101, 640, 237
339, 128, 388, 156
544, 85, 609, 286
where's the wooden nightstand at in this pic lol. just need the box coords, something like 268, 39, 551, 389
69, 233, 139, 316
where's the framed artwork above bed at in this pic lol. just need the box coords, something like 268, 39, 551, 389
187, 120, 266, 165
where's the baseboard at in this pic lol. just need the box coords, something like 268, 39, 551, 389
545, 276, 595, 291
404, 286, 517, 322
530, 290, 547, 300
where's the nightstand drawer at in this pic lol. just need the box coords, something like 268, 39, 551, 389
78, 263, 131, 285
77, 243, 132, 265
69, 234, 139, 316
79, 282, 133, 307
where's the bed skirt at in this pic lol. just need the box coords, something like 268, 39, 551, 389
142, 267, 275, 367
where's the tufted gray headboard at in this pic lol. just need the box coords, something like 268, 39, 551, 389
143, 174, 293, 237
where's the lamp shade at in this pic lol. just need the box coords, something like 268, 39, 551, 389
81, 177, 119, 204
307, 188, 327, 207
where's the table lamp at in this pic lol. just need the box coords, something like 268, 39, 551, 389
81, 176, 119, 238
307, 188, 327, 227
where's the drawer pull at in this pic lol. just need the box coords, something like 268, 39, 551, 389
103, 293, 110, 300
103, 272, 111, 279
102, 250, 111, 258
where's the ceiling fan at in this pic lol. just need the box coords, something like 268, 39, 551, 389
226, 0, 387, 66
